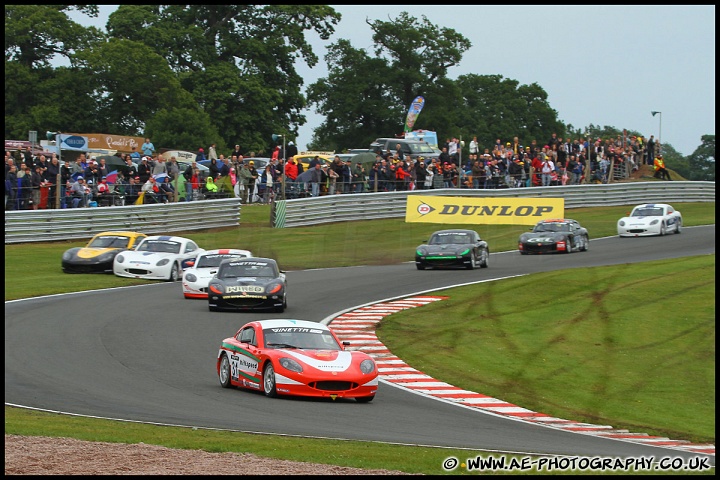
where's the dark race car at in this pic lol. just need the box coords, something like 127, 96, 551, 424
208, 257, 287, 312
415, 229, 489, 270
518, 219, 589, 255
61, 231, 147, 274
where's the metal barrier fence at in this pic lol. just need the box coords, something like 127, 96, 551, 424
5, 198, 241, 244
272, 181, 715, 228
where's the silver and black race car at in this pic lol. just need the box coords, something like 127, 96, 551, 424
415, 229, 489, 270
208, 257, 287, 312
518, 219, 589, 254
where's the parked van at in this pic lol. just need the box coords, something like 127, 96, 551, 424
369, 138, 439, 160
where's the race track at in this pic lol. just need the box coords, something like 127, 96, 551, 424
5, 225, 715, 462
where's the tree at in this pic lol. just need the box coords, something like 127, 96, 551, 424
684, 135, 715, 181
307, 12, 471, 150
454, 74, 559, 152
5, 5, 340, 154
105, 5, 341, 153
5, 5, 102, 69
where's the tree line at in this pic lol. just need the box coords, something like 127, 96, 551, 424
4, 5, 714, 180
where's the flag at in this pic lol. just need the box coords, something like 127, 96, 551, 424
651, 111, 660, 116
403, 96, 425, 133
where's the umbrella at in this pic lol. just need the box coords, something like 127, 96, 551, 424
296, 169, 314, 183
105, 170, 119, 184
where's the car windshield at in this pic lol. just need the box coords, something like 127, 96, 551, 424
408, 143, 436, 154
220, 263, 276, 278
196, 254, 246, 268
88, 235, 130, 248
429, 233, 471, 245
534, 223, 570, 233
137, 240, 181, 254
632, 207, 663, 217
263, 328, 341, 350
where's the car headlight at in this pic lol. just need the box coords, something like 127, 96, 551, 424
618, 220, 625, 227
266, 283, 283, 294
279, 357, 303, 373
156, 258, 170, 266
208, 283, 224, 294
184, 273, 197, 283
62, 250, 74, 260
416, 248, 426, 256
360, 359, 376, 374
649, 219, 659, 225
115, 254, 125, 263
458, 248, 470, 255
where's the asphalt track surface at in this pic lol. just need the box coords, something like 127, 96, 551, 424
5, 225, 715, 463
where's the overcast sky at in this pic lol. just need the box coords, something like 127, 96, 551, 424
77, 5, 715, 156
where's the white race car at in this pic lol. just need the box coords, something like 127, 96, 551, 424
617, 203, 683, 237
182, 248, 253, 299
113, 235, 204, 281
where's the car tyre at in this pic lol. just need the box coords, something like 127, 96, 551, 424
209, 305, 219, 312
580, 236, 589, 251
169, 263, 180, 282
263, 362, 278, 398
466, 252, 476, 270
660, 223, 666, 236
219, 354, 232, 388
356, 395, 375, 403
564, 238, 573, 253
480, 249, 489, 268
416, 263, 426, 270
676, 220, 682, 234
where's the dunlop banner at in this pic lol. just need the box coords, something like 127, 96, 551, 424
405, 196, 565, 225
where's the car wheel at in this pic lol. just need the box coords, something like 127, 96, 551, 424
209, 305, 219, 312
564, 238, 573, 253
262, 362, 278, 398
660, 223, 666, 236
356, 395, 375, 403
480, 249, 489, 268
169, 263, 180, 282
466, 252, 476, 270
219, 354, 232, 388
581, 235, 589, 251
676, 220, 682, 234
416, 263, 426, 270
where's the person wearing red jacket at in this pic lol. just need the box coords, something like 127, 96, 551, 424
394, 162, 411, 191
284, 157, 298, 182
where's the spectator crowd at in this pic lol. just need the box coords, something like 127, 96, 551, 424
5, 133, 661, 210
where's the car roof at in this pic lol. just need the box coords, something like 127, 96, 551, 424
94, 231, 145, 237
538, 219, 572, 224
199, 248, 252, 256
141, 235, 190, 242
254, 319, 330, 331
432, 229, 476, 235
634, 203, 670, 208
220, 256, 277, 264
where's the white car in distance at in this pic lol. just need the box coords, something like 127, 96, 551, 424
182, 248, 253, 299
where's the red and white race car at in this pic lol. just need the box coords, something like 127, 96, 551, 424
217, 319, 378, 402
